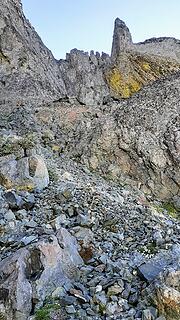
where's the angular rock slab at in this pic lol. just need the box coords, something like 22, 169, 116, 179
145, 268, 180, 320
0, 228, 83, 320
140, 245, 180, 320
0, 154, 49, 191
138, 245, 180, 282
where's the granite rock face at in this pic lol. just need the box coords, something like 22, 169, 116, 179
0, 0, 67, 106
0, 0, 179, 201
59, 49, 110, 105
0, 2, 180, 319
111, 18, 133, 61
107, 18, 180, 98
34, 73, 180, 201
1, 0, 180, 107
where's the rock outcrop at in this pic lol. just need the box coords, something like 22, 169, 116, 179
32, 72, 180, 202
0, 0, 179, 201
0, 1, 180, 320
111, 18, 133, 61
0, 228, 83, 319
0, 0, 67, 106
0, 133, 49, 191
107, 19, 180, 98
1, 0, 180, 106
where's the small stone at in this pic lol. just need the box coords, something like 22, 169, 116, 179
67, 206, 75, 217
4, 210, 16, 221
16, 209, 27, 219
99, 254, 108, 264
21, 235, 38, 245
118, 298, 130, 311
65, 305, 76, 314
153, 230, 164, 245
128, 308, 136, 316
95, 285, 102, 293
93, 292, 107, 306
8, 221, 16, 229
77, 213, 91, 226
107, 284, 124, 296
45, 224, 53, 229
128, 292, 139, 305
142, 309, 153, 320
24, 220, 38, 228
148, 307, 158, 318
69, 288, 87, 302
106, 302, 118, 315
59, 296, 77, 306
52, 286, 66, 298
61, 171, 73, 181
22, 193, 35, 210
86, 307, 96, 316
5, 191, 23, 210
54, 214, 67, 229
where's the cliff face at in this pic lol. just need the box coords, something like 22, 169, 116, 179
0, 0, 66, 105
0, 2, 180, 320
0, 0, 109, 107
107, 18, 180, 98
29, 72, 179, 201
0, 0, 179, 203
1, 0, 180, 107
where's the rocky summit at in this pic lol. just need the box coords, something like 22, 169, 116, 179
0, 1, 180, 320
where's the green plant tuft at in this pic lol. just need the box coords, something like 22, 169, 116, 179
163, 203, 178, 219
35, 304, 60, 320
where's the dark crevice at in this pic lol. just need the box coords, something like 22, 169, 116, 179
25, 249, 44, 281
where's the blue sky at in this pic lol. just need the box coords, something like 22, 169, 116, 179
22, 0, 180, 59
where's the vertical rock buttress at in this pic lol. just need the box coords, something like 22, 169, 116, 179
111, 18, 132, 61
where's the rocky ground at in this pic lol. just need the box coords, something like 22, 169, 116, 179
0, 1, 180, 319
0, 152, 179, 320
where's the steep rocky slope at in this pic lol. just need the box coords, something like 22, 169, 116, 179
0, 0, 67, 105
1, 1, 180, 106
0, 1, 180, 320
2, 72, 179, 202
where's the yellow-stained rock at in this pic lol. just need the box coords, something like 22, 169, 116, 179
106, 52, 180, 98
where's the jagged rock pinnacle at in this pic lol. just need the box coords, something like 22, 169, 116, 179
111, 18, 132, 61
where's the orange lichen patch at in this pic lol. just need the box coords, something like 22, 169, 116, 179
0, 177, 13, 189
106, 68, 141, 98
16, 183, 35, 192
51, 145, 61, 152
106, 52, 180, 99
141, 62, 151, 71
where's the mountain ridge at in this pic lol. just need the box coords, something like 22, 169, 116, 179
0, 1, 179, 320
1, 0, 180, 105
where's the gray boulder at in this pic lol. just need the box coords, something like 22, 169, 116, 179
0, 228, 83, 320
0, 153, 49, 191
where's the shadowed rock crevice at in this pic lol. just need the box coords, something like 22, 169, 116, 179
25, 249, 44, 281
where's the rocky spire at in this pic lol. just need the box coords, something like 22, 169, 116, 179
111, 18, 132, 61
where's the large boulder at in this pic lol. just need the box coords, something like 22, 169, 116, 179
0, 228, 83, 320
0, 154, 49, 191
140, 245, 180, 320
